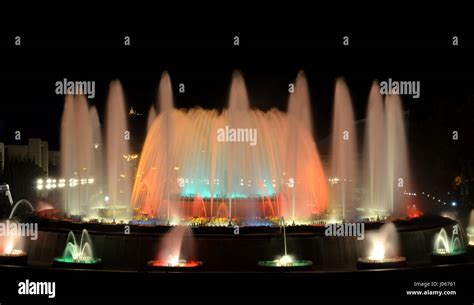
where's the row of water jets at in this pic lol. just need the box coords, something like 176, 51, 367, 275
1, 215, 471, 266
58, 71, 411, 222
1, 191, 469, 262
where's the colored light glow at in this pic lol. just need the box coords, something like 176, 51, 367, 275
277, 255, 294, 266
148, 260, 202, 268
258, 259, 312, 268
433, 228, 463, 255
54, 257, 100, 264
368, 243, 385, 261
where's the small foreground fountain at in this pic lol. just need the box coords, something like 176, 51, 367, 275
0, 224, 27, 265
147, 226, 202, 271
357, 222, 406, 269
53, 229, 102, 268
431, 226, 467, 264
258, 217, 312, 270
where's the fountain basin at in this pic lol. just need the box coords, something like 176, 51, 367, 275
356, 256, 406, 270
0, 250, 28, 266
430, 251, 468, 265
257, 259, 313, 271
146, 260, 203, 271
52, 257, 103, 269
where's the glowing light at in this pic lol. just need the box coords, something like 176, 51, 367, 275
434, 227, 462, 255
277, 255, 294, 266
368, 242, 385, 260
452, 201, 457, 207
4, 239, 14, 255
167, 255, 180, 266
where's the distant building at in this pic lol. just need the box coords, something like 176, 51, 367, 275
0, 138, 59, 176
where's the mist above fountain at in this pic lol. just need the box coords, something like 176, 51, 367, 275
329, 79, 357, 220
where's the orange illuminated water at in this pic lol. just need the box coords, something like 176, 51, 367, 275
131, 71, 328, 221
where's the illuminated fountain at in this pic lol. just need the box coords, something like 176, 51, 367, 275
330, 79, 412, 221
361, 82, 388, 218
357, 222, 406, 269
147, 226, 202, 270
431, 226, 467, 264
8, 199, 35, 220
329, 79, 357, 221
104, 81, 132, 220
60, 82, 131, 220
132, 71, 328, 224
385, 94, 411, 217
258, 217, 313, 269
0, 222, 28, 265
53, 71, 416, 226
53, 229, 102, 268
61, 96, 99, 217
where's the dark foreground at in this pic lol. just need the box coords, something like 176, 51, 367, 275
0, 262, 473, 302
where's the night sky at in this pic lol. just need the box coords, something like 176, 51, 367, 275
0, 30, 473, 165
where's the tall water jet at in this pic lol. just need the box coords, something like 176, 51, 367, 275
61, 95, 96, 216
160, 72, 175, 222
147, 105, 156, 131
385, 94, 410, 216
362, 82, 387, 216
226, 71, 252, 221
88, 106, 104, 212
105, 81, 132, 220
330, 79, 357, 220
285, 71, 328, 221
132, 72, 176, 221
